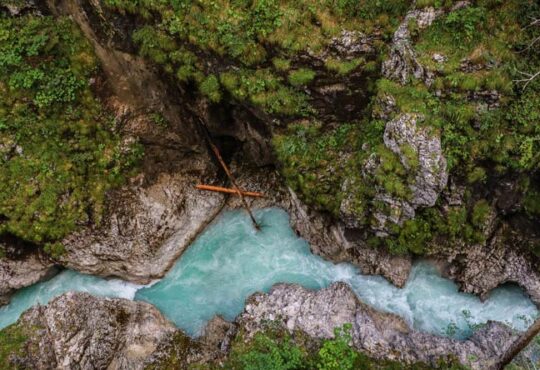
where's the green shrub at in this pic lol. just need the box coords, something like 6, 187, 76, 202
288, 68, 316, 86
199, 74, 222, 102
0, 16, 142, 244
273, 58, 291, 71
316, 324, 358, 370
0, 324, 28, 368
324, 58, 363, 75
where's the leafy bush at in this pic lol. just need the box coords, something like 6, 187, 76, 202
324, 58, 363, 75
288, 69, 316, 86
199, 74, 222, 102
219, 324, 467, 369
0, 16, 142, 245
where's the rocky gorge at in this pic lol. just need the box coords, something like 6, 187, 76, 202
1, 0, 540, 369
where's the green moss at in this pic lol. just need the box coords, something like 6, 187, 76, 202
273, 122, 364, 215
199, 74, 222, 103
102, 0, 414, 119
43, 242, 65, 259
467, 167, 487, 184
272, 57, 291, 71
0, 16, 142, 245
0, 323, 27, 368
324, 58, 363, 76
288, 68, 316, 86
220, 69, 311, 116
471, 199, 491, 228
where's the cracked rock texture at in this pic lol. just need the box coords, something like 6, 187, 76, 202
238, 282, 516, 370
370, 113, 448, 235
0, 250, 57, 306
7, 292, 177, 370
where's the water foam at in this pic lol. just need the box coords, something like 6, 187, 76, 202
0, 208, 537, 342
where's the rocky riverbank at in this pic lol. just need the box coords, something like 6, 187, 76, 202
1, 0, 540, 368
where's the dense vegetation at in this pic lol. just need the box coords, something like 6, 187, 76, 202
274, 0, 540, 254
218, 325, 465, 370
0, 16, 142, 253
103, 0, 412, 117
95, 0, 540, 256
145, 324, 466, 370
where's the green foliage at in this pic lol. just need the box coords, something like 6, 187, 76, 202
273, 122, 365, 215
104, 0, 414, 118
150, 112, 168, 127
444, 6, 487, 43
199, 74, 222, 103
43, 242, 66, 259
0, 324, 27, 368
220, 69, 311, 115
316, 324, 358, 370
226, 331, 307, 370
288, 69, 316, 86
471, 199, 491, 228
219, 324, 467, 370
324, 58, 363, 76
0, 16, 142, 244
387, 218, 432, 255
272, 58, 291, 71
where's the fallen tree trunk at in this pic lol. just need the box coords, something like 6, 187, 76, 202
493, 318, 540, 369
196, 184, 265, 198
208, 142, 260, 230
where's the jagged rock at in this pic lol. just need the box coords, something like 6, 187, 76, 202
42, 0, 227, 284
7, 292, 177, 370
384, 114, 448, 207
432, 53, 447, 64
382, 3, 470, 85
59, 170, 225, 284
0, 251, 58, 306
330, 30, 375, 56
238, 282, 516, 369
0, 0, 40, 15
372, 93, 398, 121
469, 90, 501, 110
371, 113, 448, 234
201, 316, 237, 353
382, 7, 443, 85
442, 223, 540, 306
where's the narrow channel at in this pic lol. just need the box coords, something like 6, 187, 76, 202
0, 208, 537, 340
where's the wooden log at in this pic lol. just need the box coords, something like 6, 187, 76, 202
208, 141, 260, 230
493, 317, 540, 369
195, 116, 260, 230
196, 184, 265, 198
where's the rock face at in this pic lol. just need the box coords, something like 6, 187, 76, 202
441, 224, 540, 306
59, 169, 225, 284
382, 6, 442, 85
238, 282, 516, 370
41, 0, 227, 284
371, 113, 448, 235
0, 251, 57, 305
8, 292, 177, 370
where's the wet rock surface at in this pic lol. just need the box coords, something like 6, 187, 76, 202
228, 164, 413, 288
0, 251, 57, 306
238, 282, 516, 370
440, 225, 540, 306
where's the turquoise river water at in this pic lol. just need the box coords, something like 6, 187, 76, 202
0, 208, 537, 340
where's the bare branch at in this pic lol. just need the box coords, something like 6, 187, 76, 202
514, 70, 540, 89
